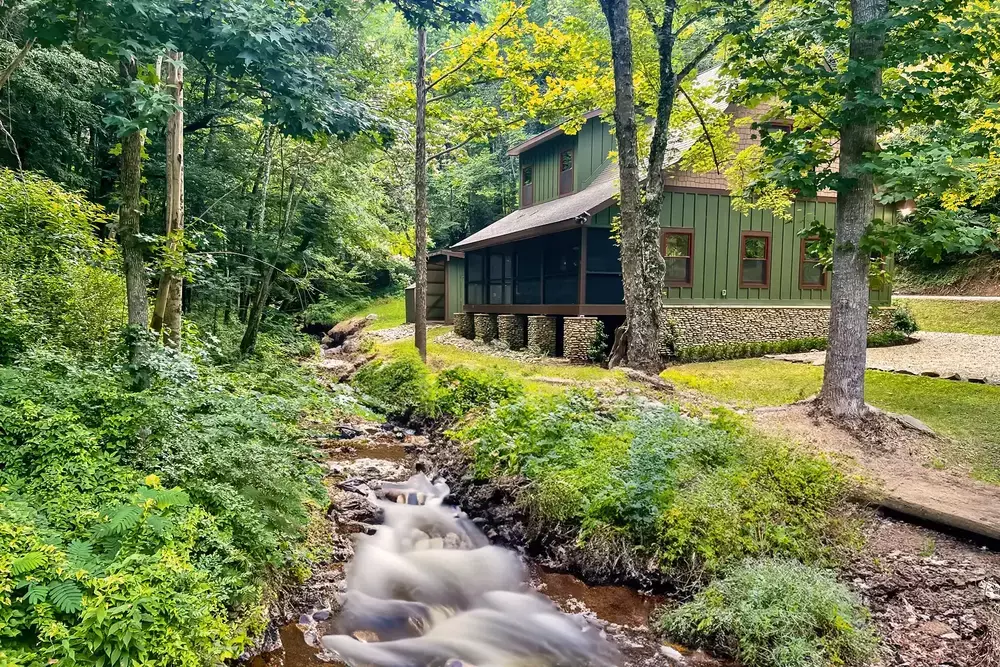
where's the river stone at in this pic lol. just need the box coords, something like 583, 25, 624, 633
659, 645, 684, 663
328, 457, 407, 481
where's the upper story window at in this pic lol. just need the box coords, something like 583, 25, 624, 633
559, 150, 574, 196
740, 231, 771, 288
521, 165, 534, 208
800, 237, 826, 289
661, 229, 694, 287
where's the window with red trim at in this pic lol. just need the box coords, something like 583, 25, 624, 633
799, 237, 826, 289
740, 232, 771, 288
520, 165, 534, 207
661, 229, 694, 287
559, 150, 574, 196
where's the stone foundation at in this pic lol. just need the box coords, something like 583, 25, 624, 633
497, 314, 526, 350
453, 313, 474, 339
527, 316, 557, 356
473, 313, 498, 343
563, 317, 599, 363
664, 305, 898, 350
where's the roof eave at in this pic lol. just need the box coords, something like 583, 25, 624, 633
507, 110, 603, 157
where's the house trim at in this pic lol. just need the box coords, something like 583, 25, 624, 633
739, 230, 772, 289
798, 237, 827, 290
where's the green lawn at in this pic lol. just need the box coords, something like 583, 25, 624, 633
339, 296, 407, 330
663, 358, 1000, 483
897, 298, 1000, 335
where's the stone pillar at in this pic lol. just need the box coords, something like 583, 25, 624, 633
473, 313, 498, 343
497, 314, 526, 350
563, 316, 599, 362
453, 313, 474, 339
527, 315, 557, 356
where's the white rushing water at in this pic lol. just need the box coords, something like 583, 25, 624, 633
320, 473, 623, 667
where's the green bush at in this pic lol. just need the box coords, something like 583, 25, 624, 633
892, 303, 919, 334
0, 169, 126, 361
0, 336, 348, 666
456, 393, 853, 575
351, 355, 433, 418
660, 558, 878, 667
431, 366, 524, 418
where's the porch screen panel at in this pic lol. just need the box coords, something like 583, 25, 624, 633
514, 241, 542, 304
488, 248, 513, 305
543, 230, 580, 304
585, 227, 624, 304
466, 251, 485, 305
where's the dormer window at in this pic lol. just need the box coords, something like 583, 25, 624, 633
521, 165, 534, 207
559, 150, 574, 196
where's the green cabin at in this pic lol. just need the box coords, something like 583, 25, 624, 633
438, 78, 897, 357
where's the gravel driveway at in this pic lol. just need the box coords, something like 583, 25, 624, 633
768, 331, 1000, 384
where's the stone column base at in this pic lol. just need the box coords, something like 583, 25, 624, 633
527, 315, 557, 356
564, 316, 599, 362
497, 314, 527, 350
453, 313, 474, 339
473, 313, 498, 343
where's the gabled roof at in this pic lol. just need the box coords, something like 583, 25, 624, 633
454, 67, 730, 251
452, 162, 617, 250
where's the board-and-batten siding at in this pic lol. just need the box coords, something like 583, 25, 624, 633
519, 119, 614, 205
658, 192, 892, 306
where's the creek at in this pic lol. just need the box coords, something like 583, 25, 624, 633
249, 421, 726, 667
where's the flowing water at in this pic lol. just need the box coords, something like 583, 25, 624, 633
250, 424, 726, 667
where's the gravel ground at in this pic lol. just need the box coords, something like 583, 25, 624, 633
366, 323, 447, 342
769, 331, 1000, 384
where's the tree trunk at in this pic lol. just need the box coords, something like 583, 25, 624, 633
599, 0, 663, 373
819, 0, 888, 419
414, 26, 429, 363
152, 50, 185, 349
118, 57, 149, 334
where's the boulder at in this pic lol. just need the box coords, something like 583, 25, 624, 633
342, 336, 364, 355
326, 315, 377, 347
318, 358, 355, 381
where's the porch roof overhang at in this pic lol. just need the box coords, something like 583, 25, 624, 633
451, 163, 617, 251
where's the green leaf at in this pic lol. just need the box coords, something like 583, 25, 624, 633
48, 580, 84, 614
26, 583, 49, 604
97, 505, 143, 537
11, 551, 46, 575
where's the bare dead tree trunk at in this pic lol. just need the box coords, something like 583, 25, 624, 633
152, 51, 185, 349
819, 0, 887, 419
414, 26, 429, 363
118, 57, 149, 337
599, 0, 663, 374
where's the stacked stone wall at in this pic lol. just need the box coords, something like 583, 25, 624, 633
563, 317, 599, 363
473, 313, 498, 343
497, 314, 527, 350
527, 316, 557, 356
663, 305, 898, 349
453, 313, 474, 339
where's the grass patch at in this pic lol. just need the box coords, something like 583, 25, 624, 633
897, 298, 1000, 335
663, 358, 1000, 483
303, 295, 406, 331
660, 557, 877, 667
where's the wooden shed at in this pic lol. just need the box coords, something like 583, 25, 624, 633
405, 250, 466, 325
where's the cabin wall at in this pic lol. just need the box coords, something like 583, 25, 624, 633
446, 257, 465, 323
519, 135, 576, 206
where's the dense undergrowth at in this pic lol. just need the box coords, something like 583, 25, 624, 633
351, 352, 875, 666
0, 173, 366, 667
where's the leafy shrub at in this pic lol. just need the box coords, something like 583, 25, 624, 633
660, 558, 878, 667
892, 303, 919, 334
0, 337, 346, 665
588, 320, 609, 363
431, 366, 524, 418
456, 393, 853, 576
351, 355, 433, 418
0, 169, 126, 361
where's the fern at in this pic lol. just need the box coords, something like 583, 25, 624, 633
26, 583, 48, 604
48, 580, 83, 614
11, 552, 45, 575
97, 505, 143, 537
66, 540, 105, 575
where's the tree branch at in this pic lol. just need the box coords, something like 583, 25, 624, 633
427, 77, 502, 104
425, 7, 521, 92
428, 136, 475, 162
679, 84, 721, 173
0, 39, 33, 92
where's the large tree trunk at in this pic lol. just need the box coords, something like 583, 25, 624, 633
819, 0, 888, 419
118, 58, 149, 334
152, 50, 185, 348
599, 0, 663, 374
414, 26, 429, 363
